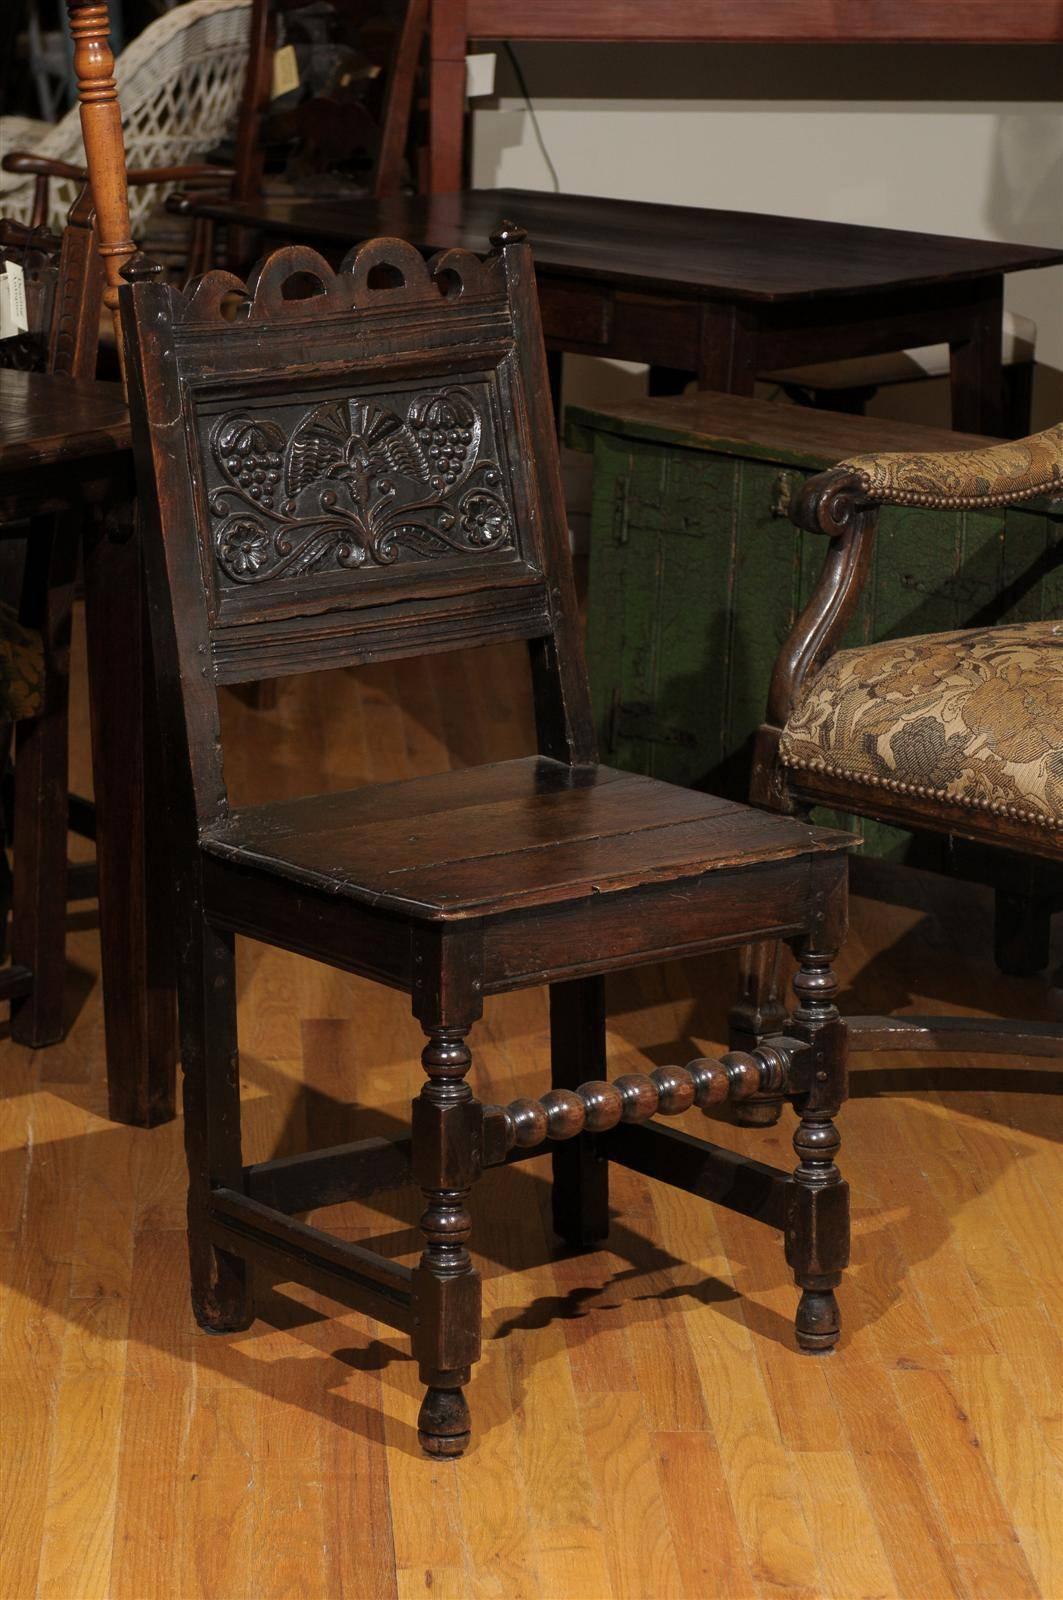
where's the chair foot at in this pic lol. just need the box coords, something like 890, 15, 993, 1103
189, 1238, 254, 1334
795, 1286, 841, 1352
417, 1385, 471, 1458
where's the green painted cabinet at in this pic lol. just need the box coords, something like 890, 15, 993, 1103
567, 393, 1062, 862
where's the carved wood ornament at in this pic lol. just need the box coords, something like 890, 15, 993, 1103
207, 385, 515, 586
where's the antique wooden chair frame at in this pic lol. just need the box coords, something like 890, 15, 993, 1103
734, 450, 1062, 1085
0, 190, 103, 1042
121, 225, 855, 1455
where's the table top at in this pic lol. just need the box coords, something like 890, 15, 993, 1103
0, 370, 130, 479
188, 188, 1063, 302
566, 390, 996, 466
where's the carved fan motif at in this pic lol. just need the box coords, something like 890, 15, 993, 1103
207, 385, 515, 586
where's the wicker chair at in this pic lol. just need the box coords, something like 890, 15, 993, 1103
0, 0, 251, 239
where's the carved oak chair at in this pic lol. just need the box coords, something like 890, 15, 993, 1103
120, 226, 855, 1456
734, 424, 1062, 1088
0, 192, 103, 1041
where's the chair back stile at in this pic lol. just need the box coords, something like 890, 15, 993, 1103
120, 228, 595, 835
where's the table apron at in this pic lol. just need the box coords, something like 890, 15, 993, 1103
538, 273, 1005, 376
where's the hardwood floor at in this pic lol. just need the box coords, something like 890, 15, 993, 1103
2, 614, 1061, 1600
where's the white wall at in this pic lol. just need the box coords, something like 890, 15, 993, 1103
469, 44, 1063, 434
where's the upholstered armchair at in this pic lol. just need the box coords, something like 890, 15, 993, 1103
732, 421, 1062, 1095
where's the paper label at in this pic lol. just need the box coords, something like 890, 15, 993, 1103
465, 51, 496, 99
4, 261, 28, 335
0, 274, 10, 340
272, 43, 299, 99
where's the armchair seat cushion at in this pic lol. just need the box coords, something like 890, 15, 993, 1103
0, 602, 44, 722
779, 620, 1063, 838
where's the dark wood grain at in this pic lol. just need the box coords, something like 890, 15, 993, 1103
0, 228, 176, 1122
182, 187, 1060, 432
0, 371, 129, 480
184, 188, 1063, 302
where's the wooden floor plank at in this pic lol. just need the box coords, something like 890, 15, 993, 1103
2, 619, 1060, 1600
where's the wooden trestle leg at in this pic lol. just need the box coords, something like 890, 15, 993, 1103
411, 1026, 483, 1458
785, 947, 849, 1352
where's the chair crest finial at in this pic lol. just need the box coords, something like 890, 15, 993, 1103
120, 251, 165, 284
490, 220, 528, 250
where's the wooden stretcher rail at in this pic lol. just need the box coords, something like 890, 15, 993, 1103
605, 1120, 792, 1230
208, 1188, 414, 1330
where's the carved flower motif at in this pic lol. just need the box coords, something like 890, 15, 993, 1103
459, 491, 511, 547
218, 520, 272, 578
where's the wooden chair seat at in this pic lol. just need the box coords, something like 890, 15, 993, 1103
203, 757, 839, 921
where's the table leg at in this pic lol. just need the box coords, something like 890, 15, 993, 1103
82, 500, 177, 1126
696, 301, 758, 394
429, 0, 467, 192
949, 275, 1004, 436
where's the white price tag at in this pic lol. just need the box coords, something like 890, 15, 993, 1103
3, 261, 28, 335
465, 51, 496, 99
0, 273, 10, 340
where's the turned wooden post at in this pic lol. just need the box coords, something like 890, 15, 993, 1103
64, 1, 135, 345
409, 928, 485, 1458
785, 948, 849, 1352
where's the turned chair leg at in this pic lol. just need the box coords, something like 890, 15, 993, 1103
411, 1025, 482, 1458
182, 915, 253, 1333
785, 946, 849, 1353
729, 939, 789, 1127
549, 976, 610, 1247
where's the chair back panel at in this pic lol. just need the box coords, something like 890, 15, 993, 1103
0, 190, 101, 379
235, 0, 427, 205
122, 230, 594, 825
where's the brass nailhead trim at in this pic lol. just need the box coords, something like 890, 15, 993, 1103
840, 467, 1062, 511
780, 752, 1062, 831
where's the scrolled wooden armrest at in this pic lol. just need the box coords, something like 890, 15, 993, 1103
2, 152, 233, 188
836, 420, 1063, 510
2, 152, 87, 181
126, 163, 235, 186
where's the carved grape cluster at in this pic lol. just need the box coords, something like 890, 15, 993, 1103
215, 417, 285, 510
410, 391, 479, 486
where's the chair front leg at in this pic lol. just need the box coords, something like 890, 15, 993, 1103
411, 1024, 482, 1458
785, 946, 849, 1352
181, 913, 253, 1333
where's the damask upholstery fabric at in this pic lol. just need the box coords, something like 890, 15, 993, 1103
0, 602, 44, 722
780, 620, 1063, 837
840, 420, 1063, 508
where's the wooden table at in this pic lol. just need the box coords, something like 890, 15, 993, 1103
429, 2, 1063, 192
186, 187, 1063, 434
0, 369, 176, 1126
